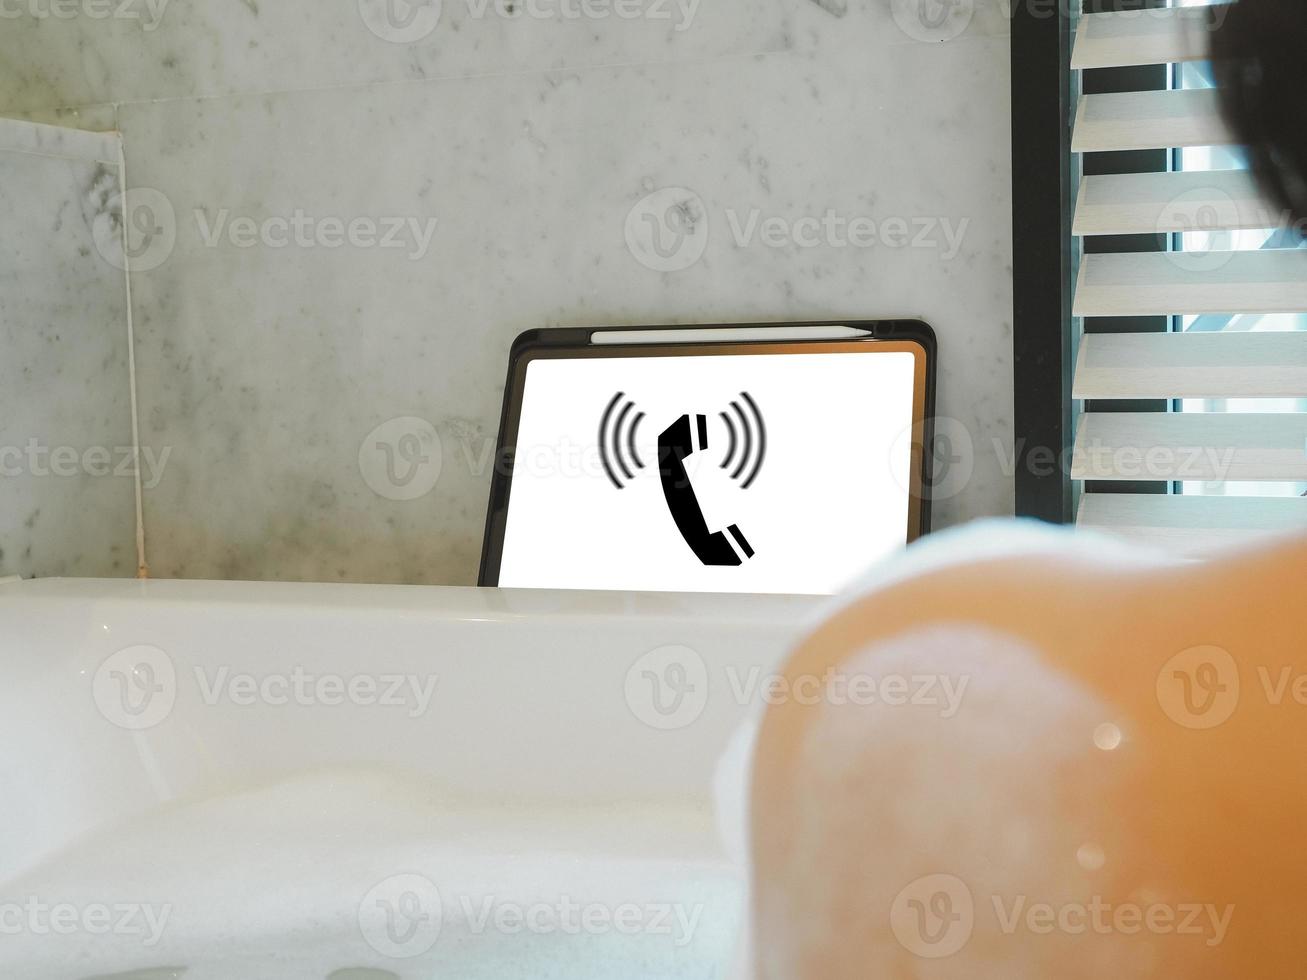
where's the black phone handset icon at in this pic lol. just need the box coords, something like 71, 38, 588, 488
658, 414, 756, 567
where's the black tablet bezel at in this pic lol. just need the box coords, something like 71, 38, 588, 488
478, 319, 938, 588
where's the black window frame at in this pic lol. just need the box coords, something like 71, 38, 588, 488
1010, 0, 1173, 524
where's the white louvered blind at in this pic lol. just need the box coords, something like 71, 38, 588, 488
1069, 0, 1307, 559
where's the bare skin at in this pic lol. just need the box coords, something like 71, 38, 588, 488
749, 527, 1307, 978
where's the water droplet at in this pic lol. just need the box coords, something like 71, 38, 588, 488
1093, 722, 1122, 751
1077, 842, 1106, 871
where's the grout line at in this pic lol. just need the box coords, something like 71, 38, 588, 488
0, 44, 802, 117
0, 30, 1011, 123
0, 146, 119, 166
115, 115, 150, 579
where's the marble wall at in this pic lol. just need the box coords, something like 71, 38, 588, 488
0, 0, 1014, 585
0, 120, 138, 579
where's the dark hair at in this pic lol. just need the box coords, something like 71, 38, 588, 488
1210, 0, 1307, 226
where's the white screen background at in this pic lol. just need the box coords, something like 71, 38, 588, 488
497, 349, 917, 595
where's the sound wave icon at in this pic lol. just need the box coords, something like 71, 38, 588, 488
599, 392, 647, 489
719, 392, 766, 489
599, 390, 767, 491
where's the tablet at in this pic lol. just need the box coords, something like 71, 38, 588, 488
479, 321, 935, 595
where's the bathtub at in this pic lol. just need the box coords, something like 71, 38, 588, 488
0, 576, 820, 980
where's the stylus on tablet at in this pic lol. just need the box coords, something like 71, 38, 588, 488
590, 325, 875, 345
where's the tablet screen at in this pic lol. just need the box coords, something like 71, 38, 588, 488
493, 340, 927, 595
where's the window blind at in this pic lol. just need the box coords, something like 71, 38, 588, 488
1069, 0, 1307, 558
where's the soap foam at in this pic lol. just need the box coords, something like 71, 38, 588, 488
0, 767, 740, 980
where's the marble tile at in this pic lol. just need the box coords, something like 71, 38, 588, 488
0, 119, 137, 579
119, 8, 1013, 586
3, 104, 121, 132
0, 0, 796, 114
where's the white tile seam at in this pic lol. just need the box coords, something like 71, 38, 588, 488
0, 145, 119, 166
0, 28, 1009, 120
116, 117, 150, 579
0, 46, 798, 118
